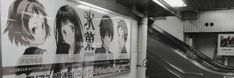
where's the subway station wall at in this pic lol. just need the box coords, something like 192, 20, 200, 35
184, 9, 234, 33
0, 0, 138, 78
154, 16, 184, 41
184, 9, 234, 66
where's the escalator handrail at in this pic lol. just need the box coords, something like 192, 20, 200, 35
148, 24, 234, 71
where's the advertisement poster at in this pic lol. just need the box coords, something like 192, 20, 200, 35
1, 0, 131, 78
217, 34, 234, 56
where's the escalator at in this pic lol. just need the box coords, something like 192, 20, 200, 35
147, 24, 234, 78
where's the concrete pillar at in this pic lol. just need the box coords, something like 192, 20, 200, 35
137, 16, 148, 78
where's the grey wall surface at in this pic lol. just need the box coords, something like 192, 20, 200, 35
184, 9, 234, 33
154, 16, 184, 41
192, 33, 217, 59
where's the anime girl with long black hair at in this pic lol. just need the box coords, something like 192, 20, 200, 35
52, 5, 83, 75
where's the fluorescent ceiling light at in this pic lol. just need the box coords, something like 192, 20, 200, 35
162, 0, 187, 7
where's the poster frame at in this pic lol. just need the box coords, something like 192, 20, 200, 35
0, 0, 133, 77
217, 34, 234, 56
0, 0, 2, 77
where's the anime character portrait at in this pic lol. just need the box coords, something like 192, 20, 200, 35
53, 5, 83, 74
115, 20, 130, 73
117, 20, 128, 54
95, 15, 114, 55
94, 15, 114, 75
4, 0, 50, 76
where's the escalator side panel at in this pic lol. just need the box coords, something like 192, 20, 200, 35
146, 25, 234, 78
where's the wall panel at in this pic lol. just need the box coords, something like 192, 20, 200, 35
184, 9, 234, 33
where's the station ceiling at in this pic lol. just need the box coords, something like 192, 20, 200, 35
118, 0, 234, 17
186, 0, 234, 11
